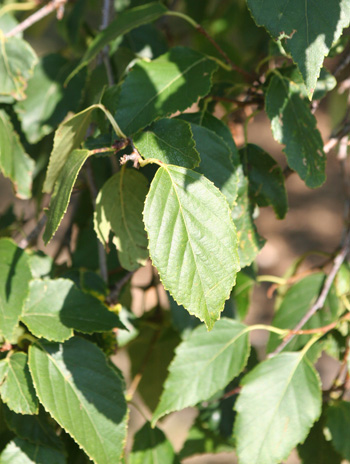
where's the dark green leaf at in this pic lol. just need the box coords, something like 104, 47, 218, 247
152, 319, 250, 424
240, 144, 287, 219
28, 338, 128, 464
0, 353, 38, 415
247, 0, 350, 96
326, 401, 350, 460
115, 47, 217, 135
68, 2, 168, 80
94, 168, 149, 271
43, 149, 91, 244
133, 118, 200, 169
21, 279, 124, 342
0, 437, 65, 464
234, 270, 255, 321
143, 165, 239, 329
0, 35, 37, 100
234, 352, 322, 464
265, 74, 326, 188
0, 110, 34, 199
129, 422, 179, 464
14, 54, 86, 144
0, 238, 32, 342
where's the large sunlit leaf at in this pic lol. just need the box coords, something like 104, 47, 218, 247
43, 149, 91, 244
0, 238, 32, 343
0, 35, 37, 100
240, 144, 287, 219
133, 118, 200, 169
0, 438, 65, 464
0, 110, 34, 199
21, 279, 124, 342
247, 0, 350, 97
152, 319, 250, 424
68, 2, 168, 81
115, 47, 218, 135
0, 353, 38, 415
14, 54, 86, 144
28, 338, 128, 464
129, 422, 180, 464
265, 74, 326, 188
143, 165, 240, 329
234, 352, 322, 464
94, 168, 149, 271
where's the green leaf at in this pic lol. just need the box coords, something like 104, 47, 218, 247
43, 149, 91, 244
234, 270, 255, 321
0, 238, 32, 342
129, 422, 179, 464
28, 338, 128, 464
234, 352, 322, 464
265, 74, 326, 188
68, 2, 168, 81
298, 410, 342, 464
240, 144, 287, 219
326, 401, 350, 460
14, 54, 86, 144
0, 438, 65, 464
21, 279, 123, 342
0, 110, 34, 199
267, 273, 339, 353
0, 353, 38, 415
115, 47, 218, 135
133, 118, 200, 169
152, 319, 250, 424
186, 122, 238, 206
246, 0, 350, 97
0, 35, 37, 100
3, 405, 63, 451
43, 106, 96, 193
27, 252, 53, 279
143, 165, 240, 329
94, 167, 149, 271
179, 420, 234, 459
128, 325, 180, 411
231, 167, 265, 267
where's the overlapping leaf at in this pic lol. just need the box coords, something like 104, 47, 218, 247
152, 319, 250, 424
143, 165, 240, 329
0, 353, 38, 415
234, 352, 322, 464
0, 239, 32, 342
240, 144, 287, 219
0, 438, 65, 464
68, 2, 168, 81
28, 338, 128, 464
247, 0, 350, 96
326, 401, 350, 460
94, 168, 149, 271
115, 47, 218, 135
0, 35, 37, 100
21, 279, 123, 342
265, 74, 326, 188
43, 149, 91, 244
133, 118, 199, 168
129, 422, 179, 464
14, 54, 86, 144
0, 110, 34, 199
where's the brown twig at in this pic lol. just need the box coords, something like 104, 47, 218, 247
5, 0, 67, 38
18, 214, 47, 249
208, 95, 263, 107
106, 271, 134, 306
272, 229, 350, 355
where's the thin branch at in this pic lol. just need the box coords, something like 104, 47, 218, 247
272, 229, 350, 355
5, 0, 67, 38
18, 214, 47, 249
208, 95, 263, 107
106, 271, 134, 306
